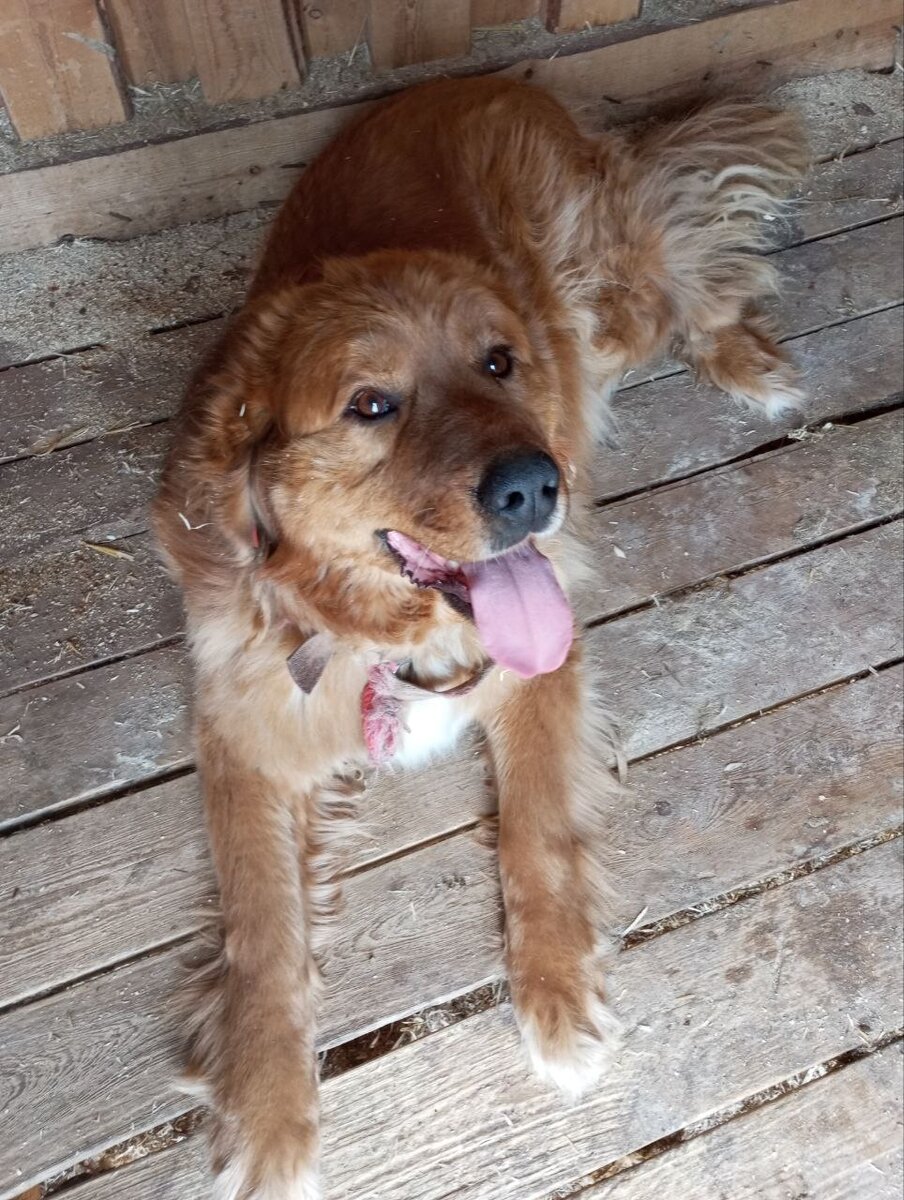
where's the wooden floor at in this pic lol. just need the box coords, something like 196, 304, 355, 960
1, 66, 903, 1200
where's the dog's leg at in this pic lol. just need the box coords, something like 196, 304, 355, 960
595, 101, 809, 416
484, 652, 621, 1096
188, 722, 322, 1200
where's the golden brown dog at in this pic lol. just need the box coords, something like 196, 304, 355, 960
154, 76, 807, 1199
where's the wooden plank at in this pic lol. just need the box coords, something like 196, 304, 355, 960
545, 0, 640, 34
29, 840, 904, 1200
593, 522, 904, 758
471, 0, 538, 27
104, 0, 195, 84
0, 0, 128, 139
513, 0, 901, 103
0, 425, 170, 564
367, 0, 472, 69
0, 208, 265, 373
790, 139, 904, 244
0, 767, 493, 1014
0, 645, 192, 832
588, 409, 904, 615
0, 3, 899, 252
2, 638, 899, 1020
0, 531, 182, 697
182, 0, 302, 104
0, 324, 220, 466
298, 0, 368, 58
584, 1047, 904, 1199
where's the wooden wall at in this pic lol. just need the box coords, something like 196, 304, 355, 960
0, 0, 642, 141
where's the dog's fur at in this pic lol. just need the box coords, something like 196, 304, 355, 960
153, 77, 807, 1199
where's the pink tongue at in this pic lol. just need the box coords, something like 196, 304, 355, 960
462, 543, 573, 678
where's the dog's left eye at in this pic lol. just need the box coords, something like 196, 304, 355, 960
347, 388, 398, 420
483, 346, 514, 380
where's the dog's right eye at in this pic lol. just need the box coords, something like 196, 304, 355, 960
347, 388, 398, 421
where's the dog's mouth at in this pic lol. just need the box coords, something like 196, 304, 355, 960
382, 530, 573, 678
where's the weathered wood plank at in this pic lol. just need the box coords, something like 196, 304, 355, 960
0, 207, 265, 373
0, 323, 219, 466
183, 0, 302, 104
790, 138, 903, 244
0, 4, 899, 253
0, 747, 492, 1010
298, 0, 368, 58
0, 532, 181, 696
105, 0, 195, 85
0, 645, 192, 832
471, 0, 538, 27
515, 0, 900, 103
545, 0, 640, 34
43, 841, 904, 1200
588, 409, 904, 615
585, 1046, 904, 1200
367, 0, 472, 69
0, 0, 128, 140
0, 426, 170, 563
592, 521, 903, 758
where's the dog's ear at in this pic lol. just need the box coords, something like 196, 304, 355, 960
188, 288, 307, 475
155, 288, 306, 569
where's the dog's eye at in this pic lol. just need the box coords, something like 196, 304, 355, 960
347, 388, 398, 420
483, 346, 514, 380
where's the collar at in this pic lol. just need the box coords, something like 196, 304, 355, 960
286, 634, 491, 765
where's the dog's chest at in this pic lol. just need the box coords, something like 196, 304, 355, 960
390, 695, 472, 769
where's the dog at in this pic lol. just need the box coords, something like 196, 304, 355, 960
153, 75, 807, 1199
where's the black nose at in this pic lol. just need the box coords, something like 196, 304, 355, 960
476, 450, 560, 547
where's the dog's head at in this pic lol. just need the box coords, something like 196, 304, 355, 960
175, 250, 578, 675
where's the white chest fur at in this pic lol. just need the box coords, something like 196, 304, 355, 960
390, 694, 473, 770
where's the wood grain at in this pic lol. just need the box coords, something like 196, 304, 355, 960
104, 0, 195, 84
471, 0, 538, 26
545, 0, 640, 34
513, 0, 901, 103
790, 138, 904, 244
0, 645, 192, 832
0, 323, 220, 466
0, 2, 899, 251
36, 841, 904, 1200
183, 0, 302, 103
587, 409, 904, 615
589, 1046, 904, 1199
591, 521, 903, 758
367, 0, 472, 69
297, 0, 368, 58
0, 0, 128, 139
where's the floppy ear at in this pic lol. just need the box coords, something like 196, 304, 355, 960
188, 288, 308, 474
153, 288, 305, 575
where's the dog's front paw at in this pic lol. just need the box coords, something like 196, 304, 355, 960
514, 973, 621, 1099
210, 1126, 322, 1200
